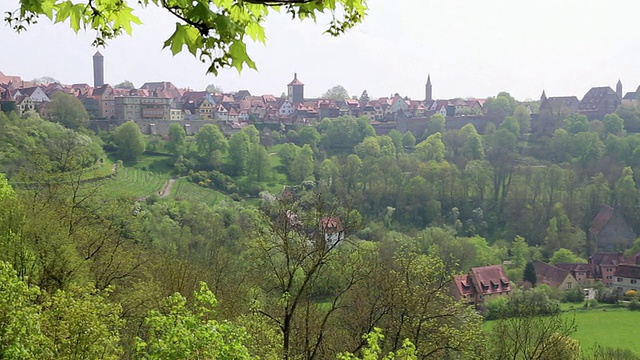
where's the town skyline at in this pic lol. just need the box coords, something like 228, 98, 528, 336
2, 0, 640, 101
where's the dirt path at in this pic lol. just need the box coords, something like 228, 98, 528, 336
158, 178, 177, 198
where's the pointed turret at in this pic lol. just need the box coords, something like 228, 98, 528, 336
287, 73, 304, 103
540, 90, 547, 102
616, 79, 623, 100
93, 51, 104, 88
425, 74, 433, 102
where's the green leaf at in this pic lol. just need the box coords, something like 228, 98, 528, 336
163, 23, 201, 56
113, 6, 142, 35
228, 40, 255, 72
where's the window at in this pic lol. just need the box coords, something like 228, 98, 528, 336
567, 282, 572, 289
606, 275, 612, 280
632, 279, 637, 284
470, 294, 475, 298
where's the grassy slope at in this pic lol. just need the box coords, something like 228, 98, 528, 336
170, 177, 228, 205
99, 166, 170, 198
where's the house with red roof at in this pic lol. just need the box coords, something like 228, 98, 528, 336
452, 265, 511, 306
534, 261, 579, 291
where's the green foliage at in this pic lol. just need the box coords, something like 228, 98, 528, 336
415, 132, 445, 162
629, 299, 640, 311
135, 282, 250, 359
523, 261, 537, 286
195, 124, 228, 167
337, 328, 417, 360
562, 286, 585, 303
583, 345, 640, 360
401, 131, 416, 149
205, 83, 223, 93
322, 84, 350, 100
113, 121, 145, 161
424, 113, 445, 138
0, 261, 124, 359
166, 123, 186, 155
114, 80, 135, 89
319, 116, 375, 153
549, 248, 587, 265
48, 91, 89, 129
8, 0, 366, 74
228, 131, 251, 175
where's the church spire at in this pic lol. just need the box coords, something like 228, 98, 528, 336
540, 89, 547, 102
616, 79, 623, 99
425, 74, 433, 102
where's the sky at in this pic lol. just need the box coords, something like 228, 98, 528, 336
1, 0, 640, 101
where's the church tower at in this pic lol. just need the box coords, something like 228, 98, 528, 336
425, 75, 433, 102
540, 90, 547, 102
93, 51, 104, 88
616, 79, 623, 100
287, 73, 304, 104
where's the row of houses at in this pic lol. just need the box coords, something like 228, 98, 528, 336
451, 252, 640, 307
0, 72, 473, 125
452, 205, 640, 306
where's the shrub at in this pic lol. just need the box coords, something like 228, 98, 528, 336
629, 299, 640, 311
625, 289, 638, 298
562, 287, 584, 303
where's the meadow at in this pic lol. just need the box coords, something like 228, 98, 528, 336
568, 307, 640, 355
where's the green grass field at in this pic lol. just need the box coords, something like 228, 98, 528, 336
484, 306, 640, 355
170, 178, 228, 206
568, 307, 640, 355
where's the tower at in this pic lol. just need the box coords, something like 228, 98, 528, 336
616, 79, 622, 100
93, 51, 104, 88
287, 73, 304, 104
540, 90, 547, 102
425, 75, 432, 102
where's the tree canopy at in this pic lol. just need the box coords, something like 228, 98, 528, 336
322, 85, 350, 100
47, 92, 89, 130
8, 0, 368, 74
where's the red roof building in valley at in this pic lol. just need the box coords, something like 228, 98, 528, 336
452, 265, 511, 306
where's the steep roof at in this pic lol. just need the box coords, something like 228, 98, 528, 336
577, 86, 617, 112
288, 73, 304, 86
589, 205, 615, 237
614, 264, 640, 279
453, 274, 476, 297
534, 261, 572, 288
555, 263, 591, 273
590, 252, 625, 267
470, 265, 510, 296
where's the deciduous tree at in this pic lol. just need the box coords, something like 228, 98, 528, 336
112, 120, 145, 161
8, 0, 367, 74
48, 92, 89, 129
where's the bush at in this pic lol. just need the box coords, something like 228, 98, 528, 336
629, 299, 640, 311
562, 287, 584, 303
584, 345, 640, 360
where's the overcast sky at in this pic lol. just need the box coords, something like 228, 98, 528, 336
1, 0, 640, 101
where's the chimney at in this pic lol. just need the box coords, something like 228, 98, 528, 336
93, 51, 104, 88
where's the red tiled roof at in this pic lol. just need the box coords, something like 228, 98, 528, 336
534, 261, 571, 288
470, 265, 510, 296
614, 264, 640, 279
453, 274, 476, 297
